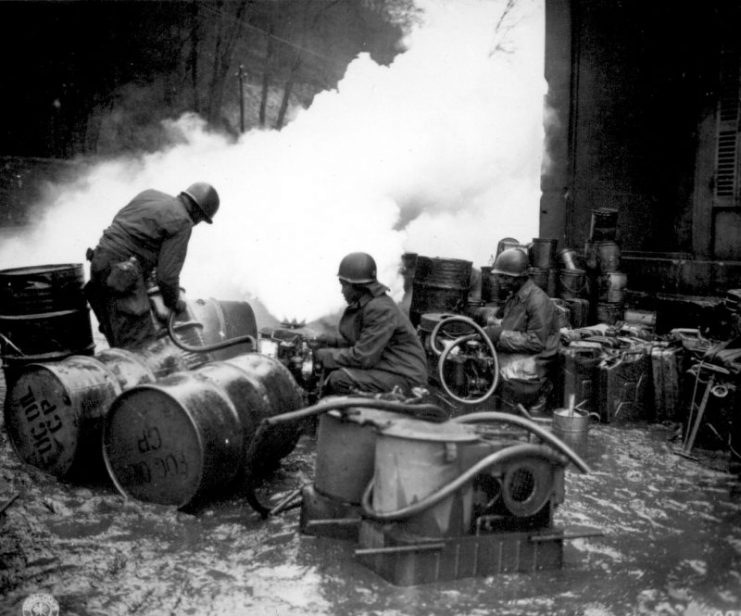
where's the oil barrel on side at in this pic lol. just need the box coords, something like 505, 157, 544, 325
3, 355, 121, 478
102, 372, 243, 508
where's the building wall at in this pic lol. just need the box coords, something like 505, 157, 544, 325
542, 0, 741, 294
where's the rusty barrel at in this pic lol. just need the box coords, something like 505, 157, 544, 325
102, 352, 303, 508
410, 257, 472, 328
3, 355, 122, 478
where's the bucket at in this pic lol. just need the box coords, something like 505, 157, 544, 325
557, 248, 584, 271
409, 257, 472, 327
528, 238, 558, 269
3, 355, 122, 478
529, 267, 557, 297
596, 302, 623, 325
558, 269, 587, 300
595, 241, 621, 273
551, 408, 597, 458
589, 208, 619, 241
371, 418, 479, 537
597, 272, 627, 303
315, 407, 405, 504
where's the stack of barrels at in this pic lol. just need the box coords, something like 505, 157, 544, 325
584, 208, 626, 325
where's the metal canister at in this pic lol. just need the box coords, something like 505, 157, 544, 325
557, 248, 584, 271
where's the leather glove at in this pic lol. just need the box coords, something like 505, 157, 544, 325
485, 324, 503, 343
173, 298, 188, 315
314, 348, 336, 369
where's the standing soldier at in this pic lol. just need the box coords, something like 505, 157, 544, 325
313, 252, 428, 396
85, 182, 219, 349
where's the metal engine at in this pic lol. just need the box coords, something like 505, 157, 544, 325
257, 324, 323, 402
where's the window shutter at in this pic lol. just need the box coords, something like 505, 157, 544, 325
715, 50, 740, 203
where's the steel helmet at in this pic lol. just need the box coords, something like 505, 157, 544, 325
182, 182, 220, 224
337, 252, 377, 284
491, 247, 529, 277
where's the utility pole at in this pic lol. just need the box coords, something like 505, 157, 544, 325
238, 64, 246, 133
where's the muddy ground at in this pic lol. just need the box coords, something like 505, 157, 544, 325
1, 369, 741, 616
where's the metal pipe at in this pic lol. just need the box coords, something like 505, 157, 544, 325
167, 312, 256, 353
452, 411, 591, 473
355, 543, 445, 556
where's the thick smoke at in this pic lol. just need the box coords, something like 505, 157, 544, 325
0, 0, 544, 324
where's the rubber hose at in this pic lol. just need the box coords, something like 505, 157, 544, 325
263, 396, 449, 426
452, 411, 591, 473
360, 443, 568, 521
437, 332, 499, 404
167, 311, 256, 353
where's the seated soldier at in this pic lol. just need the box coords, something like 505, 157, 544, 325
481, 247, 561, 415
313, 252, 428, 396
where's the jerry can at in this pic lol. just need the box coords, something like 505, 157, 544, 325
598, 348, 652, 423
650, 342, 683, 422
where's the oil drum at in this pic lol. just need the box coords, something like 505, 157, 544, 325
0, 263, 87, 313
102, 352, 303, 507
102, 372, 243, 508
409, 257, 472, 327
188, 298, 257, 361
371, 418, 479, 537
3, 355, 121, 478
0, 263, 93, 384
199, 353, 303, 475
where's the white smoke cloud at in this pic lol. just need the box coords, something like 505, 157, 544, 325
0, 0, 545, 325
